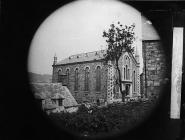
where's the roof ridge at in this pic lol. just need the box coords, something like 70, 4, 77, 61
69, 50, 105, 57
55, 49, 106, 65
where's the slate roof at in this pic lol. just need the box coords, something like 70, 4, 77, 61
51, 93, 65, 99
56, 50, 106, 65
35, 93, 46, 99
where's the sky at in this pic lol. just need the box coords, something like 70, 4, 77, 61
28, 0, 160, 75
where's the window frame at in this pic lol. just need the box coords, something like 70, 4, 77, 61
58, 69, 62, 82
96, 66, 101, 92
66, 68, 70, 87
74, 68, 79, 91
84, 67, 90, 91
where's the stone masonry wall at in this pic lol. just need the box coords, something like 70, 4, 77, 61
52, 61, 108, 104
142, 40, 167, 98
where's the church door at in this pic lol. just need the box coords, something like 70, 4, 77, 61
126, 84, 130, 96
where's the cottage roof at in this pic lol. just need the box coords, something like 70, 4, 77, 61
35, 93, 46, 99
56, 50, 105, 65
31, 83, 78, 107
51, 93, 65, 99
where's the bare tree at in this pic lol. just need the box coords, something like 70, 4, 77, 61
103, 22, 135, 102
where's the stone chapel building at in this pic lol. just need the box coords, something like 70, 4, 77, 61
51, 16, 168, 104
52, 48, 140, 104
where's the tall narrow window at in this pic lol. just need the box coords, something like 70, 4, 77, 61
133, 71, 136, 92
124, 67, 126, 80
135, 71, 137, 92
58, 69, 62, 82
84, 67, 89, 91
126, 65, 128, 80
96, 66, 101, 91
125, 56, 128, 80
74, 68, 78, 91
128, 57, 131, 80
124, 56, 130, 80
66, 69, 70, 87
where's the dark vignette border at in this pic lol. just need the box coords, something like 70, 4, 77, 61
2, 1, 185, 140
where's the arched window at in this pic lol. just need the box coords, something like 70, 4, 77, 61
84, 67, 89, 91
74, 68, 78, 91
124, 56, 131, 80
126, 65, 128, 80
58, 69, 62, 82
133, 71, 136, 92
135, 71, 137, 92
96, 66, 101, 91
127, 57, 131, 80
66, 69, 70, 87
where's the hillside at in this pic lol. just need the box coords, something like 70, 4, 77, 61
29, 72, 52, 83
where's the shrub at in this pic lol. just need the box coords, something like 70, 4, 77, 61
49, 100, 154, 136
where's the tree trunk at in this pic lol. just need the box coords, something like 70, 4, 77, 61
116, 60, 125, 102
